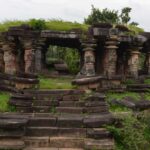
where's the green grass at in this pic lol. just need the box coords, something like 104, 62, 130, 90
144, 93, 150, 100
0, 92, 11, 112
144, 79, 150, 84
45, 20, 89, 31
0, 19, 89, 32
106, 92, 141, 102
39, 77, 76, 89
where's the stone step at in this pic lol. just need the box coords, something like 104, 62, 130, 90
0, 118, 28, 129
24, 136, 84, 148
24, 136, 50, 147
85, 138, 115, 150
25, 148, 84, 150
35, 94, 61, 101
28, 117, 57, 127
32, 106, 51, 113
16, 106, 33, 113
62, 95, 81, 101
85, 101, 108, 107
0, 139, 25, 150
83, 114, 114, 128
84, 106, 109, 114
23, 89, 84, 95
50, 137, 84, 148
33, 100, 59, 106
57, 116, 83, 128
11, 94, 34, 100
0, 129, 25, 138
87, 128, 112, 139
10, 99, 32, 107
56, 107, 84, 114
26, 127, 86, 137
59, 101, 84, 107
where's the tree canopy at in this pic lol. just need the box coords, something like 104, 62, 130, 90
84, 5, 138, 26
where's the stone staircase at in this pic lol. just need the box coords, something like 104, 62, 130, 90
3, 90, 115, 150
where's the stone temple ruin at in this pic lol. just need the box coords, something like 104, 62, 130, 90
0, 23, 150, 90
1, 23, 150, 149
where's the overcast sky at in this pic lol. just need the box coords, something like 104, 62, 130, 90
0, 0, 150, 31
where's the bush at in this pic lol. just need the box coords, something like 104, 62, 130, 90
107, 114, 150, 150
29, 19, 46, 30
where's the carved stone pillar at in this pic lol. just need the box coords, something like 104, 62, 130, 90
35, 47, 42, 73
146, 52, 150, 75
104, 35, 118, 77
128, 50, 140, 78
83, 47, 95, 76
24, 41, 34, 73
0, 44, 4, 72
3, 43, 17, 74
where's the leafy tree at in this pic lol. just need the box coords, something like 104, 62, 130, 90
84, 5, 119, 24
84, 6, 139, 28
120, 7, 132, 25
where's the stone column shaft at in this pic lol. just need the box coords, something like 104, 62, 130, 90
128, 51, 140, 78
83, 47, 95, 76
24, 41, 34, 73
35, 47, 42, 72
146, 52, 150, 75
104, 36, 118, 77
3, 44, 17, 75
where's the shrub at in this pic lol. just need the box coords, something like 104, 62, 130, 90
29, 19, 46, 30
107, 114, 150, 150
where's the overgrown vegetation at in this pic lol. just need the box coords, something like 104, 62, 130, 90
84, 5, 144, 34
144, 78, 150, 84
106, 92, 141, 102
0, 92, 11, 112
39, 76, 76, 89
107, 113, 150, 150
0, 19, 89, 32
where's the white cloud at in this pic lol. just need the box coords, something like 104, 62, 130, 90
0, 0, 150, 31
